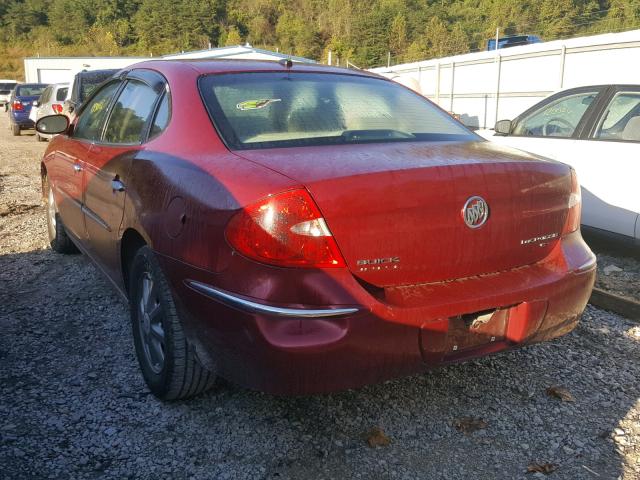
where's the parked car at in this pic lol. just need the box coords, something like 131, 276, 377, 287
486, 34, 542, 50
37, 60, 596, 400
477, 85, 640, 247
0, 79, 18, 111
62, 69, 119, 122
29, 83, 69, 141
8, 83, 47, 135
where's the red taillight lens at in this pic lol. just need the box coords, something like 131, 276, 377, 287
225, 189, 346, 268
12, 100, 23, 111
52, 104, 63, 114
562, 169, 581, 235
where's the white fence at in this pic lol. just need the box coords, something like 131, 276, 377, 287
371, 30, 640, 129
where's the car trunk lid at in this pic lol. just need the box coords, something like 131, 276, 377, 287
235, 141, 572, 287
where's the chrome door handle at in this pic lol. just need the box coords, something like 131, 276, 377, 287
111, 179, 126, 192
73, 164, 82, 172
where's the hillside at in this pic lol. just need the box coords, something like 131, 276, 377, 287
1, 0, 639, 79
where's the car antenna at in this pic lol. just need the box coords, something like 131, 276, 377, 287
279, 58, 293, 68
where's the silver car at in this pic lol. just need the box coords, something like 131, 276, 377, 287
30, 83, 69, 141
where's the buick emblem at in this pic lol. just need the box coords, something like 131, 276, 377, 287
462, 196, 489, 229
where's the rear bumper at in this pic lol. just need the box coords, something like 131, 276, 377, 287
11, 113, 34, 128
158, 232, 596, 395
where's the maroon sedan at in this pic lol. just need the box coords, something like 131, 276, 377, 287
37, 60, 596, 400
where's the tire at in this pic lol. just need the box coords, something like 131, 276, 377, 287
129, 246, 216, 400
11, 124, 20, 136
46, 182, 78, 254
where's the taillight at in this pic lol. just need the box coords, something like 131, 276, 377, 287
562, 169, 581, 235
12, 100, 23, 111
225, 189, 346, 268
52, 104, 63, 114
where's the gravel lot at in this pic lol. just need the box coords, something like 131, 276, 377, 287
596, 253, 640, 303
1, 113, 640, 480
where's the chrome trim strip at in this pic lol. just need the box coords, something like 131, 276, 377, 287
186, 280, 360, 318
82, 206, 111, 232
576, 256, 597, 272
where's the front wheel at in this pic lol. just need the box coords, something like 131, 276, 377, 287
129, 246, 217, 400
46, 182, 78, 254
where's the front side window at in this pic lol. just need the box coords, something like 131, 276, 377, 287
594, 92, 640, 142
103, 80, 159, 144
73, 81, 121, 142
199, 72, 475, 150
513, 92, 598, 138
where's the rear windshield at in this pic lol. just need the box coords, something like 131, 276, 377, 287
16, 84, 46, 97
199, 72, 475, 150
0, 82, 16, 93
56, 87, 68, 101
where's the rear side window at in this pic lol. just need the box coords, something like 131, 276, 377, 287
74, 81, 121, 142
149, 94, 170, 139
39, 87, 52, 104
199, 72, 475, 150
103, 80, 159, 144
594, 92, 640, 142
56, 87, 68, 101
78, 71, 117, 103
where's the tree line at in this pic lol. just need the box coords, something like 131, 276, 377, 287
1, 0, 639, 79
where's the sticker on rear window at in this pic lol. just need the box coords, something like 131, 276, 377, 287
236, 99, 281, 111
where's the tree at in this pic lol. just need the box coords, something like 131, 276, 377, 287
225, 25, 242, 45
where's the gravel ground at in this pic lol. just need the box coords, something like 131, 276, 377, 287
1, 113, 640, 480
596, 253, 640, 302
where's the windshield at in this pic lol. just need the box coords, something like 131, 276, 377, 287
16, 84, 46, 97
199, 72, 475, 150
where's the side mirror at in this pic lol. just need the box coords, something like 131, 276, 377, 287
494, 119, 512, 135
32, 100, 39, 107
36, 114, 70, 135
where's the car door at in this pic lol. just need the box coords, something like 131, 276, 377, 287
572, 86, 640, 239
52, 80, 123, 241
482, 88, 614, 230
82, 70, 165, 281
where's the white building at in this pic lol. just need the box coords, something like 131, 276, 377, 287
24, 45, 314, 84
371, 29, 640, 129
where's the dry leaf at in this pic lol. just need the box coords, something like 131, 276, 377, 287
527, 462, 558, 475
546, 385, 575, 402
366, 427, 391, 447
454, 416, 487, 434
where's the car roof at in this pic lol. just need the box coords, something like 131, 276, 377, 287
130, 58, 382, 79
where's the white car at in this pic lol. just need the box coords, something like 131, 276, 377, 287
0, 79, 17, 111
477, 85, 640, 247
29, 83, 69, 141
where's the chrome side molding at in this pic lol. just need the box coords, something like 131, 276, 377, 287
186, 280, 360, 318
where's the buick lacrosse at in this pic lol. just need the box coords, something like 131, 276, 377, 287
38, 60, 596, 399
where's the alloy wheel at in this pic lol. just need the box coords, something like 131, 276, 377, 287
137, 271, 165, 374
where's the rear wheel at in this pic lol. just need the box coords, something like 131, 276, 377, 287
129, 246, 217, 400
46, 182, 78, 254
11, 124, 20, 136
